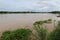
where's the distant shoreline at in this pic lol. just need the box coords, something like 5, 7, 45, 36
0, 11, 50, 13
0, 11, 60, 14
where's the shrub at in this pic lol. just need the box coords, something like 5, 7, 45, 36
13, 29, 32, 40
1, 29, 32, 40
0, 31, 12, 40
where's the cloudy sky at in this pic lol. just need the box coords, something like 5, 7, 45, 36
0, 0, 60, 12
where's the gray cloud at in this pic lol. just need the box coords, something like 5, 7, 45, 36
0, 0, 60, 12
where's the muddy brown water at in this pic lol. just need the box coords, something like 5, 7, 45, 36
0, 13, 60, 33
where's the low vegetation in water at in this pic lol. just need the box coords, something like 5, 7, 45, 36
0, 19, 60, 40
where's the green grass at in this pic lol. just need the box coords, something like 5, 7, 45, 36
0, 29, 32, 40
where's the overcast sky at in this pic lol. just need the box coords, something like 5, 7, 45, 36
0, 0, 60, 12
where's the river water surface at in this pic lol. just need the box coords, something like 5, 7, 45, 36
0, 13, 60, 32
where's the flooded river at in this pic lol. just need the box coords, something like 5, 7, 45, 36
0, 13, 60, 32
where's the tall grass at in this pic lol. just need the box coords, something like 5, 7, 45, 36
33, 19, 52, 40
33, 19, 60, 40
48, 21, 60, 40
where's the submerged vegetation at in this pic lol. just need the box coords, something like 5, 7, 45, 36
0, 19, 60, 40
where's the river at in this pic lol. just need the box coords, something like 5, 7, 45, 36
0, 13, 60, 32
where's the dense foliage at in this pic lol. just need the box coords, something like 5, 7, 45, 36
1, 29, 32, 40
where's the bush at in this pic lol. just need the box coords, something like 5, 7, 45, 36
1, 29, 32, 40
0, 31, 12, 40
